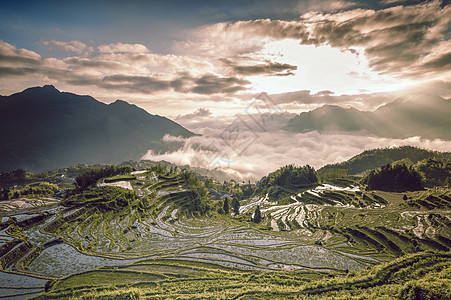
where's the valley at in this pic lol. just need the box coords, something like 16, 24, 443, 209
0, 148, 449, 299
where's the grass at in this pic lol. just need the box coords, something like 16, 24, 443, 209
104, 175, 136, 183
30, 251, 450, 299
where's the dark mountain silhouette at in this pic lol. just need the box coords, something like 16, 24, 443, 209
285, 95, 451, 140
0, 85, 194, 172
319, 146, 451, 175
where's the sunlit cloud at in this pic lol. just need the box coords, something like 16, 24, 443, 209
379, 0, 408, 5
40, 40, 91, 55
221, 58, 298, 77
97, 42, 149, 54
143, 129, 451, 182
2, 1, 450, 103
185, 1, 449, 86
1, 1, 450, 179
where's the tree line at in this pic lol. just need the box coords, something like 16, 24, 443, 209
74, 165, 133, 190
253, 165, 318, 203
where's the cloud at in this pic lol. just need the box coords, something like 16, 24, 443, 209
162, 134, 186, 143
144, 89, 451, 181
0, 40, 249, 96
267, 89, 396, 112
0, 40, 41, 66
66, 71, 250, 95
99, 74, 172, 93
0, 40, 44, 81
405, 80, 451, 99
190, 74, 250, 94
41, 40, 90, 54
1, 2, 449, 102
302, 2, 451, 79
64, 57, 132, 71
222, 59, 298, 76
96, 52, 212, 73
97, 42, 149, 54
174, 19, 311, 58
176, 108, 213, 120
327, 1, 359, 11
0, 66, 39, 77
192, 2, 450, 80
379, 0, 407, 5
143, 127, 451, 182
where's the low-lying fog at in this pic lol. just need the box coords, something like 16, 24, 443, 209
142, 111, 451, 182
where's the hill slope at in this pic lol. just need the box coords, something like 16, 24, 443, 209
285, 95, 451, 140
36, 251, 451, 299
0, 85, 194, 172
319, 146, 451, 175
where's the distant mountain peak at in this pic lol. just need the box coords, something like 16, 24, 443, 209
111, 99, 128, 104
42, 84, 58, 91
110, 99, 135, 107
17, 85, 62, 98
108, 99, 153, 116
0, 86, 194, 172
285, 94, 451, 140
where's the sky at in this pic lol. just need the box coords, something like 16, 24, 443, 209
1, 0, 450, 180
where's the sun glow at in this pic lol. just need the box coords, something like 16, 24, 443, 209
248, 39, 414, 95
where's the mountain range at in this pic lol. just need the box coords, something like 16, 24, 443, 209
285, 95, 451, 140
0, 85, 194, 172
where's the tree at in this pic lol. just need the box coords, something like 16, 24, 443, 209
232, 197, 240, 215
365, 164, 423, 192
223, 198, 229, 214
252, 165, 318, 202
14, 169, 26, 182
74, 165, 133, 190
253, 205, 261, 223
0, 188, 10, 200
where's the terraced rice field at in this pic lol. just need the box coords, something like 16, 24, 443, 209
34, 251, 451, 299
0, 169, 449, 298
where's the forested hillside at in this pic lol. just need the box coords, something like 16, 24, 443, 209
320, 146, 451, 175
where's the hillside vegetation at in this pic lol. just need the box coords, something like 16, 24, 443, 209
320, 146, 451, 175
34, 251, 451, 299
364, 164, 424, 192
253, 164, 317, 204
361, 156, 451, 192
